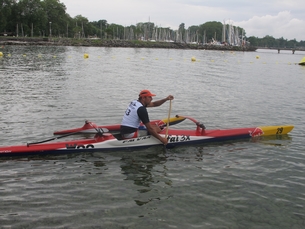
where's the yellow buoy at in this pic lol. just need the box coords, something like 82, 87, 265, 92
256, 55, 260, 59
299, 56, 305, 65
191, 57, 196, 62
0, 52, 3, 57
84, 53, 89, 59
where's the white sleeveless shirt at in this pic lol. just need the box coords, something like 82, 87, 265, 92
121, 100, 143, 128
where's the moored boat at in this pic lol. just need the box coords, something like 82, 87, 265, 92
0, 116, 294, 157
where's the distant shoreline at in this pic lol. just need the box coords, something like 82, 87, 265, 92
0, 37, 257, 52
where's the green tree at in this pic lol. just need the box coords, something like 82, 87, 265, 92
72, 15, 89, 38
0, 0, 17, 34
16, 0, 46, 36
261, 35, 276, 47
277, 37, 287, 48
247, 36, 258, 46
178, 23, 185, 42
287, 39, 297, 48
199, 21, 222, 43
91, 20, 108, 38
106, 23, 124, 39
43, 0, 68, 37
188, 25, 199, 43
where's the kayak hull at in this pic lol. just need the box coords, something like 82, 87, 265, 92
0, 125, 294, 157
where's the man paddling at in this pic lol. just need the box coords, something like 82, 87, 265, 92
120, 89, 174, 145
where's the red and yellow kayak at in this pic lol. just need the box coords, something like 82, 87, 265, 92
0, 116, 294, 157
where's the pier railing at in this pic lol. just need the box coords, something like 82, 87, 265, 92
257, 47, 305, 54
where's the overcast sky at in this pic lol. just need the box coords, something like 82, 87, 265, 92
60, 0, 305, 41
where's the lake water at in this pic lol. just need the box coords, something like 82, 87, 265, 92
0, 45, 304, 228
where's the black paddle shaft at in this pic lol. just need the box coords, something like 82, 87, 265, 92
27, 131, 84, 147
26, 127, 107, 147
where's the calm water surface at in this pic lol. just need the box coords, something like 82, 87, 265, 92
0, 46, 304, 228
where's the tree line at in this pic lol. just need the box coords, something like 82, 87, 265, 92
248, 35, 305, 49
1, 0, 304, 48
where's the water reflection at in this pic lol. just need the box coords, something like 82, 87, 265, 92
119, 149, 172, 206
250, 134, 292, 146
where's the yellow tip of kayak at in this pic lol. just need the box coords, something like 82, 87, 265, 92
259, 125, 294, 136
299, 56, 305, 65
